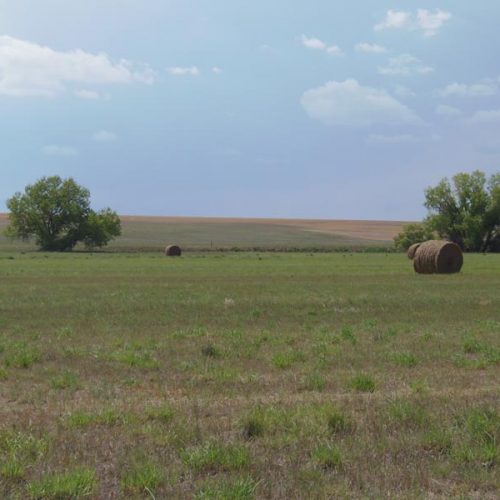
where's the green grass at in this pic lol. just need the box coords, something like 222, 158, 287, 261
348, 373, 376, 393
195, 477, 258, 499
26, 468, 96, 498
312, 444, 344, 470
121, 462, 164, 496
0, 252, 499, 497
181, 442, 250, 472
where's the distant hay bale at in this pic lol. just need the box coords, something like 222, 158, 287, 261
407, 243, 421, 260
412, 240, 463, 274
165, 245, 182, 257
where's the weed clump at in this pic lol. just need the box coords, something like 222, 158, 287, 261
348, 373, 375, 393
272, 350, 305, 369
392, 351, 417, 368
146, 405, 174, 424
27, 469, 96, 498
312, 444, 343, 470
121, 462, 164, 495
50, 370, 80, 391
195, 477, 258, 499
302, 372, 326, 392
327, 410, 353, 435
241, 412, 265, 439
201, 344, 220, 358
181, 442, 250, 472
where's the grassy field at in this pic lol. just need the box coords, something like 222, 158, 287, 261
0, 251, 499, 498
0, 215, 406, 252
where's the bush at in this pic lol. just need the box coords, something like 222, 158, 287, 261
394, 223, 434, 251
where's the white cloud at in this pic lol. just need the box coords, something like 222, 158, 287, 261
435, 104, 463, 117
417, 9, 452, 37
300, 35, 342, 55
393, 84, 416, 97
367, 134, 419, 144
301, 79, 422, 128
212, 67, 222, 74
374, 9, 451, 37
74, 89, 100, 100
355, 43, 387, 54
374, 10, 413, 31
167, 66, 200, 76
42, 145, 77, 156
301, 35, 326, 50
436, 81, 497, 98
326, 45, 342, 55
379, 54, 433, 76
466, 109, 500, 124
92, 130, 117, 142
0, 35, 154, 98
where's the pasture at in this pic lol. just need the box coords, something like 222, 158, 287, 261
0, 250, 499, 498
0, 214, 405, 252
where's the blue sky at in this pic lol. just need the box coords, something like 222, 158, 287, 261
1, 0, 499, 220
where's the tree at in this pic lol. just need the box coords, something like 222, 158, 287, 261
394, 170, 500, 252
6, 176, 121, 251
393, 223, 435, 251
424, 170, 500, 252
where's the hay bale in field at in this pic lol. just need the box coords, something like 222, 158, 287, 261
412, 240, 463, 274
407, 243, 421, 260
165, 245, 182, 257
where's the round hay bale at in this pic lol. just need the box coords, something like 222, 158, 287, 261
165, 245, 182, 257
407, 243, 421, 260
413, 240, 463, 274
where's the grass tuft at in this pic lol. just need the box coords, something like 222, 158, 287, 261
27, 468, 96, 499
327, 410, 352, 435
181, 442, 250, 472
195, 477, 258, 499
201, 344, 220, 358
121, 462, 164, 495
302, 372, 326, 392
312, 444, 343, 470
145, 404, 174, 424
348, 373, 375, 393
241, 412, 265, 439
272, 350, 306, 369
50, 370, 80, 391
392, 351, 417, 368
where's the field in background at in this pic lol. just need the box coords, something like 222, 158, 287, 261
0, 214, 407, 252
0, 252, 498, 498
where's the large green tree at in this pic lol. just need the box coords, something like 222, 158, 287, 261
6, 176, 121, 251
424, 170, 500, 251
395, 170, 500, 252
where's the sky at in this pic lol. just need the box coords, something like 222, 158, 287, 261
1, 0, 500, 220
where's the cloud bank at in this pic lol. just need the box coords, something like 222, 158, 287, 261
375, 9, 451, 37
0, 35, 154, 98
301, 79, 422, 128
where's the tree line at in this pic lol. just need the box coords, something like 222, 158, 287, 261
3, 171, 500, 252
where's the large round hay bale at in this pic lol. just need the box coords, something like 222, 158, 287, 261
413, 240, 463, 274
165, 245, 182, 257
407, 243, 421, 260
